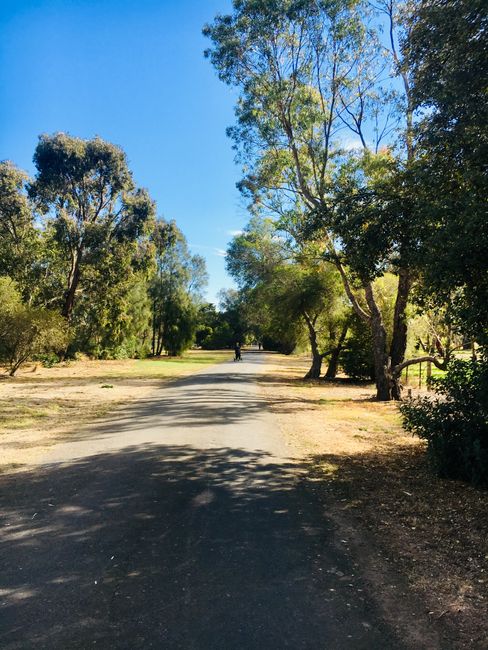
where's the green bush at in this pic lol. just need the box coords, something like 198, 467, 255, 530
36, 352, 60, 368
340, 315, 375, 380
0, 278, 69, 376
401, 359, 488, 488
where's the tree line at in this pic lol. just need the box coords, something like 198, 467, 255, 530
204, 0, 487, 485
0, 133, 210, 373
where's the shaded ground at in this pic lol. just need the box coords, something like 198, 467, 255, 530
0, 355, 436, 649
0, 351, 229, 470
259, 355, 488, 649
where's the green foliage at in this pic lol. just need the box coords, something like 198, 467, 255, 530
405, 0, 488, 343
0, 278, 68, 376
29, 132, 156, 320
340, 314, 375, 380
401, 360, 488, 488
0, 162, 41, 298
150, 219, 207, 356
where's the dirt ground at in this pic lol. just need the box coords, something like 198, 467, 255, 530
260, 355, 488, 649
0, 351, 229, 471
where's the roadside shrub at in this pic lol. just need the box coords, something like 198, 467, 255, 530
0, 279, 68, 376
400, 359, 488, 488
36, 352, 60, 368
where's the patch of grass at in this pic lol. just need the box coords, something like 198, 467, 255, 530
0, 400, 63, 431
0, 350, 228, 466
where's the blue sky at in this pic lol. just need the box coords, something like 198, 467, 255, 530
0, 0, 245, 303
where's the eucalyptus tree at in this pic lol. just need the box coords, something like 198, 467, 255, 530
29, 133, 156, 321
205, 0, 449, 399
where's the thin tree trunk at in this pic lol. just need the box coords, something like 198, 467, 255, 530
62, 249, 82, 321
151, 301, 158, 356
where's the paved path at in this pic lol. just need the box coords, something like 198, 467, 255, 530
0, 355, 403, 649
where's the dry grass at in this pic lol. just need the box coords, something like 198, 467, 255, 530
260, 354, 488, 649
0, 350, 229, 470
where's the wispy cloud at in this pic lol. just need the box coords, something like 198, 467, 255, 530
340, 137, 364, 152
189, 243, 227, 258
226, 229, 243, 237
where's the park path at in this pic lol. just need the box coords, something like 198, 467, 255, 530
0, 354, 403, 649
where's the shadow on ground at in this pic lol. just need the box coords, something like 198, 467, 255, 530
0, 444, 401, 650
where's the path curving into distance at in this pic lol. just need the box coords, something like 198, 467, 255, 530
0, 353, 404, 649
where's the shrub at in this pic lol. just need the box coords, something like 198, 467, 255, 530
341, 315, 375, 380
36, 352, 60, 368
0, 282, 69, 376
400, 359, 488, 488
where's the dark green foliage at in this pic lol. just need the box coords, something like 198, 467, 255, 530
406, 0, 488, 342
0, 135, 207, 364
340, 315, 375, 381
195, 303, 236, 349
401, 360, 488, 488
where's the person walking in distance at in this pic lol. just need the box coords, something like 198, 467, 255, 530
234, 342, 242, 361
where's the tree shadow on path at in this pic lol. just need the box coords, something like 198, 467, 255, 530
0, 444, 402, 650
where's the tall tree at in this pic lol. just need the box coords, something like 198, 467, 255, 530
205, 0, 449, 399
405, 0, 488, 343
29, 133, 155, 321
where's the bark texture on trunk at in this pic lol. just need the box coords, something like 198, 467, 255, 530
365, 283, 392, 401
389, 269, 412, 399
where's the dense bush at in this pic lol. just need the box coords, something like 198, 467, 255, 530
340, 315, 375, 381
401, 359, 488, 488
0, 277, 68, 376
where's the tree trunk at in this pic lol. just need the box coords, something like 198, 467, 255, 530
304, 317, 323, 379
365, 283, 392, 401
324, 322, 349, 379
389, 268, 412, 399
305, 351, 323, 379
62, 249, 82, 321
151, 301, 158, 356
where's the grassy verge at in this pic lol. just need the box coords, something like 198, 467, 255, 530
259, 354, 488, 648
0, 350, 229, 470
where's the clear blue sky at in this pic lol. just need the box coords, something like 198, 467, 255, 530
0, 0, 245, 303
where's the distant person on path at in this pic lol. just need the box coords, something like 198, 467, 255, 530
234, 342, 242, 361
258, 341, 262, 350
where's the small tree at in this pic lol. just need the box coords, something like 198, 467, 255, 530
0, 278, 68, 376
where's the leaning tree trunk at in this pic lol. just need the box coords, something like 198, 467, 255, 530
62, 249, 82, 321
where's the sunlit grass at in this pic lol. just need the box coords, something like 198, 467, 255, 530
0, 350, 229, 441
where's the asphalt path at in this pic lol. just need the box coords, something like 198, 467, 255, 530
0, 354, 404, 649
